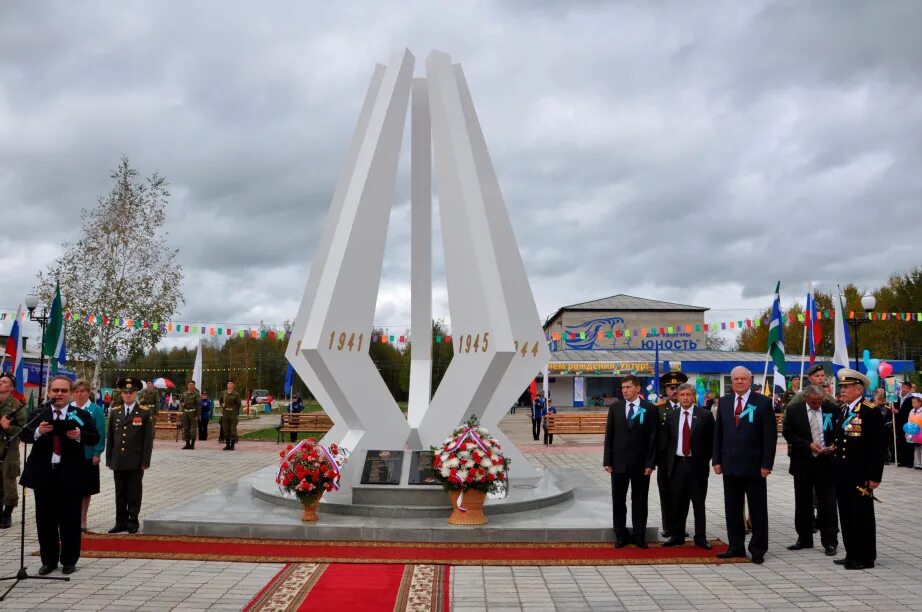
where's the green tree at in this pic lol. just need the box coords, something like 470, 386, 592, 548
35, 157, 183, 391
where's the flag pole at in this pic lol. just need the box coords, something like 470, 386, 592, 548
800, 283, 810, 383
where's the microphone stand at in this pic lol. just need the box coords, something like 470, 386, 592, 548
0, 402, 69, 601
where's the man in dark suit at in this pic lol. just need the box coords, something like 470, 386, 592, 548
106, 377, 155, 534
655, 370, 686, 539
20, 375, 100, 575
661, 383, 714, 549
895, 380, 914, 467
712, 366, 776, 564
832, 368, 885, 570
782, 384, 840, 556
603, 374, 658, 548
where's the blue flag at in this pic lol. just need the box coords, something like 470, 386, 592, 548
283, 364, 294, 396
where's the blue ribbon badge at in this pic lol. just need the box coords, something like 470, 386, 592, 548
66, 412, 85, 427
740, 404, 756, 423
823, 412, 833, 431
842, 411, 857, 430
630, 407, 646, 425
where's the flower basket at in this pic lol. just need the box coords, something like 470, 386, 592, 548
276, 438, 349, 522
431, 415, 509, 526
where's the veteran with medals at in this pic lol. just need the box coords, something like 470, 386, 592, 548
106, 377, 154, 534
219, 380, 241, 451
832, 368, 885, 570
655, 371, 685, 539
180, 380, 201, 449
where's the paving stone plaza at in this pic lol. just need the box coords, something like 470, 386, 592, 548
0, 412, 919, 611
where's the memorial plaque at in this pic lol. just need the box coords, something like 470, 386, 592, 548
360, 450, 404, 485
408, 450, 441, 485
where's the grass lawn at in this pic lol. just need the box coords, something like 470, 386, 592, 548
240, 426, 328, 442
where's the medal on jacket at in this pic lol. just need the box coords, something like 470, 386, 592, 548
842, 411, 857, 429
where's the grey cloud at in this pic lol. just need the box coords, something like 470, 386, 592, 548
1, 0, 921, 335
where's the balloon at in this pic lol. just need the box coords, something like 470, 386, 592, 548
911, 413, 922, 426
913, 431, 922, 445
862, 349, 880, 391
878, 362, 894, 378
903, 422, 921, 436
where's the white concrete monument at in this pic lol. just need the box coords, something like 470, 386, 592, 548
285, 49, 549, 497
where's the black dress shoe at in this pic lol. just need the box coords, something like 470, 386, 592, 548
62, 565, 76, 575
824, 546, 837, 556
108, 524, 128, 534
38, 564, 56, 575
127, 524, 139, 534
694, 539, 713, 550
787, 541, 813, 551
661, 530, 671, 539
634, 539, 648, 549
614, 539, 628, 548
661, 537, 684, 547
844, 561, 866, 570
751, 556, 765, 565
833, 558, 849, 565
716, 550, 747, 559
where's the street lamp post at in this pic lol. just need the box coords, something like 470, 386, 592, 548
849, 291, 877, 370
24, 292, 65, 403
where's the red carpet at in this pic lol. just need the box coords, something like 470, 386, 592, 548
79, 533, 746, 566
243, 563, 449, 611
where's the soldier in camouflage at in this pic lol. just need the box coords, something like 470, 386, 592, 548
139, 380, 161, 418
180, 380, 201, 449
219, 380, 242, 451
0, 373, 25, 529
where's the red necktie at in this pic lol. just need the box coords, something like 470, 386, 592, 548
53, 409, 62, 455
682, 411, 691, 456
734, 396, 743, 428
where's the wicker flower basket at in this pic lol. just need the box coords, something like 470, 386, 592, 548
300, 494, 322, 522
447, 488, 488, 525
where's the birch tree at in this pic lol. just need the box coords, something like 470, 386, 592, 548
35, 157, 184, 390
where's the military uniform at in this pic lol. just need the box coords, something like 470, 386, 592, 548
0, 391, 25, 528
106, 378, 154, 533
180, 387, 201, 449
655, 371, 687, 538
219, 388, 242, 450
832, 369, 885, 570
139, 386, 161, 418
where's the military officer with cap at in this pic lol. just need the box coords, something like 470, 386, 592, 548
180, 381, 201, 449
139, 380, 161, 419
106, 377, 154, 534
656, 370, 687, 538
832, 368, 885, 570
791, 364, 838, 406
219, 380, 241, 451
0, 372, 25, 529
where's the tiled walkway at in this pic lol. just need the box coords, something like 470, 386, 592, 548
0, 411, 918, 610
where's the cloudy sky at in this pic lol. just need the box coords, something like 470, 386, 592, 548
2, 1, 920, 347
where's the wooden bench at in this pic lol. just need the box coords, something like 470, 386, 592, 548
154, 411, 182, 441
545, 412, 607, 435
277, 412, 334, 443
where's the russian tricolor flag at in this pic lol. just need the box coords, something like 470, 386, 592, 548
805, 283, 821, 364
3, 305, 25, 398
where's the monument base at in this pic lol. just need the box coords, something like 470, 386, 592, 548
251, 469, 572, 519
143, 465, 658, 543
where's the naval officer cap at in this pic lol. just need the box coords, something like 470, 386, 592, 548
660, 371, 688, 386
116, 377, 144, 392
836, 368, 870, 388
806, 363, 825, 376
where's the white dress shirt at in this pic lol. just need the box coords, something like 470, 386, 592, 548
624, 399, 640, 421
676, 406, 694, 456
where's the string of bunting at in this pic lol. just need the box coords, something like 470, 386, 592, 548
3, 308, 922, 344
105, 367, 257, 373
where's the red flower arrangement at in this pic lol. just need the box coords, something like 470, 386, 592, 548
275, 438, 348, 504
